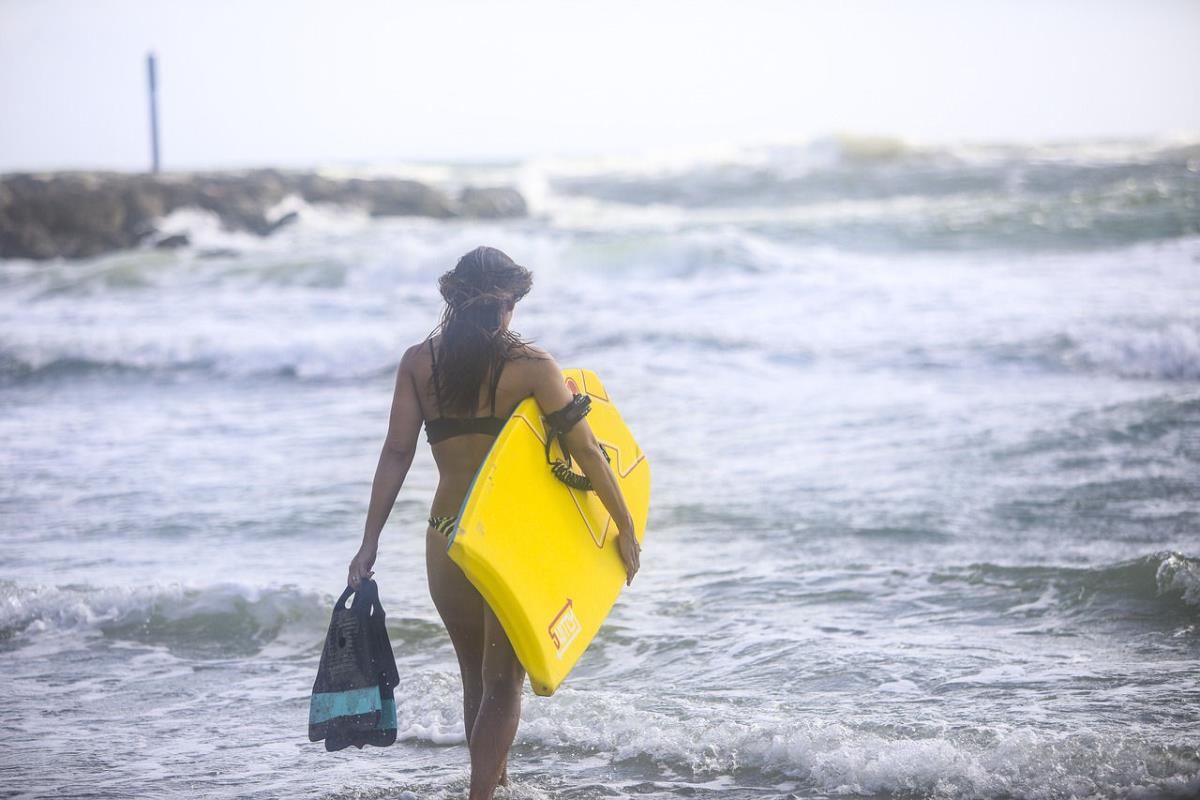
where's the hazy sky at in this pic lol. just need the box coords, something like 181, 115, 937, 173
2, 0, 1198, 171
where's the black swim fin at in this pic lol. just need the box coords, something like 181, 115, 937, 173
308, 578, 399, 751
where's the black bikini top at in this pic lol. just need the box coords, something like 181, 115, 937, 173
424, 338, 509, 445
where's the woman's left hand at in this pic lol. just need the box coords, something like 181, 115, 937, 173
347, 544, 377, 588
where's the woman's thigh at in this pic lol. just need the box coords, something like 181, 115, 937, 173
425, 528, 485, 646
481, 600, 525, 687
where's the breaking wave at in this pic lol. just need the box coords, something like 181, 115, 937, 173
934, 552, 1200, 624
0, 581, 448, 656
541, 135, 1200, 250
1059, 322, 1200, 381
389, 673, 1200, 799
0, 334, 403, 384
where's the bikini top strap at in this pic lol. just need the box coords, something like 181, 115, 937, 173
428, 338, 445, 413
489, 356, 506, 416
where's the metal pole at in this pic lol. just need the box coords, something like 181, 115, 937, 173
147, 52, 160, 173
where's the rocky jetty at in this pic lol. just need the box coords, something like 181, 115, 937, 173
0, 170, 528, 260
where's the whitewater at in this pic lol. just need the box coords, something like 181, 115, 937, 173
1, 136, 1198, 799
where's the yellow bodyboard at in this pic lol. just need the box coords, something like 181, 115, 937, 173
447, 369, 650, 696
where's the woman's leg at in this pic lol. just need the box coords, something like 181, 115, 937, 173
468, 601, 526, 800
425, 530, 486, 749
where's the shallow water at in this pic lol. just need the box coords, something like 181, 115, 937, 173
2, 138, 1199, 799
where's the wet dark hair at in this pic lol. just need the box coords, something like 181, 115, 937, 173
431, 246, 533, 415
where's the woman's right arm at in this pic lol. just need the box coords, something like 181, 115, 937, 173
348, 344, 424, 587
530, 354, 641, 585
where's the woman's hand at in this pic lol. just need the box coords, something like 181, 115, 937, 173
616, 525, 641, 586
347, 543, 377, 588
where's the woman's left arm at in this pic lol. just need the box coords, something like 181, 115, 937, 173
348, 345, 424, 587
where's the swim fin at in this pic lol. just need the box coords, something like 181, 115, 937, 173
308, 578, 399, 751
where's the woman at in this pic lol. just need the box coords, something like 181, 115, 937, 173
345, 246, 641, 800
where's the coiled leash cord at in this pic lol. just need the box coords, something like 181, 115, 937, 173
543, 393, 610, 491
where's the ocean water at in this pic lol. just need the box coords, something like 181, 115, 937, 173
2, 136, 1199, 799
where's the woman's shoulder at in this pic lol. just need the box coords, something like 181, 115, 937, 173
504, 343, 562, 389
506, 342, 555, 363
398, 338, 433, 370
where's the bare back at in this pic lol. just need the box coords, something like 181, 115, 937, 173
408, 337, 572, 519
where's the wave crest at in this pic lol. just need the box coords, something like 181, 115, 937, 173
0, 582, 331, 655
1064, 322, 1200, 381
516, 689, 1200, 797
1157, 553, 1200, 607
0, 336, 400, 385
949, 552, 1200, 625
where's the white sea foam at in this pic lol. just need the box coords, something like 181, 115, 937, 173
153, 207, 267, 252
0, 320, 406, 380
511, 688, 1196, 798
1067, 322, 1200, 381
1157, 553, 1200, 607
0, 581, 327, 640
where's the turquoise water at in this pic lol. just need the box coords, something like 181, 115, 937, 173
2, 137, 1199, 799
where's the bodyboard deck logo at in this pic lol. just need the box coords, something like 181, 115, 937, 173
548, 598, 581, 657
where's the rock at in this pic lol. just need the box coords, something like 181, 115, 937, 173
360, 178, 456, 218
197, 248, 240, 259
286, 174, 454, 218
154, 233, 190, 249
0, 170, 527, 260
265, 210, 300, 235
0, 172, 153, 259
458, 186, 528, 218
